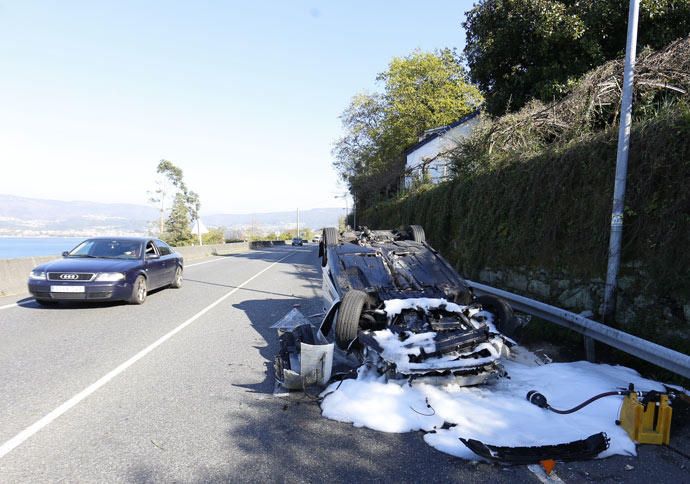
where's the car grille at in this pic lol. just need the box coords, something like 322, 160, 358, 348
47, 272, 95, 281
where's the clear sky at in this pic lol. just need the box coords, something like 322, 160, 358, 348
0, 1, 475, 215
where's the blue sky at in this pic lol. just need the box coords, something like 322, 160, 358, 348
0, 1, 475, 214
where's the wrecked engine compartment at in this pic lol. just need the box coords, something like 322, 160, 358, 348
354, 298, 510, 385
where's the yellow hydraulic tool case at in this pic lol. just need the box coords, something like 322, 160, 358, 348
618, 390, 672, 445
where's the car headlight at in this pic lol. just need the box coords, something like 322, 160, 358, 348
29, 270, 46, 280
95, 272, 125, 282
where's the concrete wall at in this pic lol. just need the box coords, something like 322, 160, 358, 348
174, 241, 248, 260
0, 242, 249, 298
0, 256, 60, 297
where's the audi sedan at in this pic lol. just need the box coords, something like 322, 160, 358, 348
27, 237, 183, 306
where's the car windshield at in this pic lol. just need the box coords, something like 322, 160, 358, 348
68, 239, 142, 259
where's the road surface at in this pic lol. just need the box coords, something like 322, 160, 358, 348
0, 246, 687, 482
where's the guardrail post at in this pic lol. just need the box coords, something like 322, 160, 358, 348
584, 336, 596, 362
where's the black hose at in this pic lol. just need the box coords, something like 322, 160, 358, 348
527, 390, 625, 414
546, 391, 624, 414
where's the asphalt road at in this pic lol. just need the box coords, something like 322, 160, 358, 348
0, 246, 688, 483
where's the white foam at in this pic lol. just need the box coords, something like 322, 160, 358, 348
321, 355, 671, 460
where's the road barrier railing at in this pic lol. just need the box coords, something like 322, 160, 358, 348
467, 280, 690, 379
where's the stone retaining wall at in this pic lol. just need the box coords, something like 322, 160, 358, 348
477, 264, 690, 329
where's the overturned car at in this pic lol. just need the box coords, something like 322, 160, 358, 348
274, 226, 524, 389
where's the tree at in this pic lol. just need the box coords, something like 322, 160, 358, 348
164, 192, 194, 246
333, 49, 482, 208
186, 190, 201, 245
149, 159, 186, 235
148, 159, 203, 245
464, 0, 690, 115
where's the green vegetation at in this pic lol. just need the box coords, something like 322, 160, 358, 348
149, 159, 202, 247
464, 0, 690, 114
361, 102, 690, 355
363, 101, 689, 281
202, 227, 226, 245
332, 49, 482, 210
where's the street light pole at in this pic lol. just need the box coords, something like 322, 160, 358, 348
602, 0, 640, 327
353, 196, 357, 230
335, 193, 349, 229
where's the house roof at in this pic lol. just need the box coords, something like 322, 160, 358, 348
404, 110, 480, 156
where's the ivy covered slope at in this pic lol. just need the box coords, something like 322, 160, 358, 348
360, 38, 690, 355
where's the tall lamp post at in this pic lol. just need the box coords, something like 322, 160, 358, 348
335, 194, 349, 229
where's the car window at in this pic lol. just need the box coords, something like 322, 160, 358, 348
145, 241, 159, 257
68, 239, 141, 259
155, 240, 172, 256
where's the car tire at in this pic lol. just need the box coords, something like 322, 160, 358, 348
321, 227, 339, 267
35, 298, 58, 306
406, 225, 426, 243
335, 290, 368, 350
170, 266, 183, 288
130, 275, 148, 305
475, 295, 522, 338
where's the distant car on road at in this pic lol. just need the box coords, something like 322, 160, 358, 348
27, 237, 183, 306
291, 237, 304, 246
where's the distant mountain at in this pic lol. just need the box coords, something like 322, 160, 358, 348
0, 194, 344, 236
0, 194, 158, 236
205, 208, 343, 231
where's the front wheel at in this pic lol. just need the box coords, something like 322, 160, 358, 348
335, 290, 368, 350
170, 267, 183, 288
130, 275, 148, 305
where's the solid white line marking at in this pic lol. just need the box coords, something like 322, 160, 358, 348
527, 464, 565, 483
186, 258, 228, 267
0, 301, 34, 311
0, 251, 295, 460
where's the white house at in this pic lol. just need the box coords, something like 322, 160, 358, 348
404, 111, 480, 188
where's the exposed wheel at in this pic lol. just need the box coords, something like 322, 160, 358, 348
130, 275, 147, 305
406, 225, 426, 242
35, 298, 58, 306
475, 295, 522, 338
321, 227, 339, 267
335, 290, 368, 350
170, 266, 183, 288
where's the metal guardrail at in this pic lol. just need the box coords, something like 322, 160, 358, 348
467, 280, 690, 379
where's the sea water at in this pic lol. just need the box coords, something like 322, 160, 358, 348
0, 237, 83, 259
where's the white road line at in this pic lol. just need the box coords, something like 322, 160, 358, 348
0, 251, 295, 460
185, 258, 229, 267
0, 301, 32, 311
527, 464, 566, 483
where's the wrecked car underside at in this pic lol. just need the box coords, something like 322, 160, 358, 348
275, 226, 523, 389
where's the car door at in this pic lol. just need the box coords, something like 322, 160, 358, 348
144, 240, 165, 289
154, 239, 177, 283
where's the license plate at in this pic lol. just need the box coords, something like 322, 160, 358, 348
51, 285, 85, 293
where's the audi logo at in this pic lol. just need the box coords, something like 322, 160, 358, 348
60, 274, 79, 280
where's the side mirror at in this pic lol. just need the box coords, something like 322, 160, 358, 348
146, 253, 160, 260
62, 251, 69, 257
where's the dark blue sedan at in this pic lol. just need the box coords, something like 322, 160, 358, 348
28, 237, 184, 305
